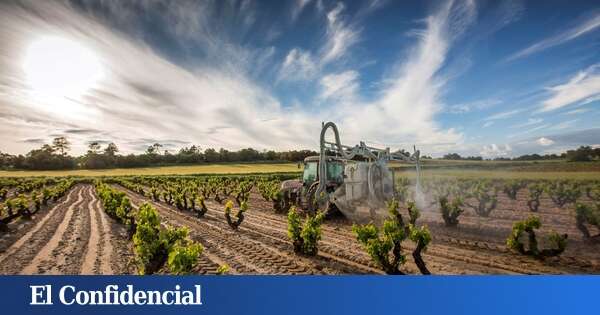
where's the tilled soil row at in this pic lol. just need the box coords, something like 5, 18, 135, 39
201, 200, 507, 274
0, 184, 134, 275
234, 191, 600, 274
249, 191, 599, 270
206, 199, 590, 274
124, 186, 583, 274
0, 186, 85, 274
81, 187, 135, 275
21, 185, 93, 274
119, 188, 325, 275
120, 185, 388, 274
0, 185, 76, 255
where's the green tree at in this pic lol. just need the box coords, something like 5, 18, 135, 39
104, 142, 119, 156
88, 142, 101, 154
52, 137, 70, 156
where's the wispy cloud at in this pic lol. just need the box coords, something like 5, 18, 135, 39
563, 108, 591, 115
550, 119, 578, 131
508, 123, 551, 138
539, 64, 600, 112
279, 2, 361, 83
0, 0, 477, 156
333, 0, 477, 152
319, 70, 359, 102
447, 98, 501, 114
319, 2, 361, 65
277, 48, 318, 82
511, 118, 543, 128
0, 1, 317, 154
484, 108, 525, 121
291, 0, 312, 23
505, 12, 600, 62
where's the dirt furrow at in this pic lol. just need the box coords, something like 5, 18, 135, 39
47, 185, 94, 274
81, 196, 102, 274
20, 186, 90, 274
128, 187, 382, 273
204, 199, 524, 272
125, 195, 265, 274
136, 191, 527, 274
0, 185, 76, 254
124, 187, 600, 275
0, 186, 83, 274
218, 197, 594, 274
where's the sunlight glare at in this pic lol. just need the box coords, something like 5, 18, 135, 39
23, 36, 104, 101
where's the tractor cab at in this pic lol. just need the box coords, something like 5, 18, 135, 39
302, 156, 344, 190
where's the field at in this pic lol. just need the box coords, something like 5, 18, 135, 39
0, 163, 300, 177
0, 161, 599, 275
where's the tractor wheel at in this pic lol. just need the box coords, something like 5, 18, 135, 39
306, 181, 336, 216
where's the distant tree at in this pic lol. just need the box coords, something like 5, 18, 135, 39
104, 142, 119, 156
204, 148, 219, 162
443, 153, 462, 160
41, 144, 54, 153
52, 137, 70, 156
24, 145, 75, 170
88, 142, 101, 154
146, 143, 162, 155
566, 146, 594, 162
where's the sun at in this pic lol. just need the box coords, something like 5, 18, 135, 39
23, 36, 104, 100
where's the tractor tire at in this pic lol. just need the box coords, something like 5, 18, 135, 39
306, 181, 338, 216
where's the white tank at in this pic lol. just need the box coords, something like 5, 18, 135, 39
332, 161, 395, 223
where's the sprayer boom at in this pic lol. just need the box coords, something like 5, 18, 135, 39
279, 121, 423, 222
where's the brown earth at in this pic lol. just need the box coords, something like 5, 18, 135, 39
0, 184, 134, 275
1, 182, 597, 275
117, 185, 600, 275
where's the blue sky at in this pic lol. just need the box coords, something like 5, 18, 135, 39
0, 0, 598, 157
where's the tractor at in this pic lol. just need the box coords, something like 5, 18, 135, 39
281, 121, 422, 223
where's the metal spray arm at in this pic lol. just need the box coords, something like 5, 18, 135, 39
316, 121, 423, 200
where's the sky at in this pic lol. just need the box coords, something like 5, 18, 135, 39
0, 0, 599, 158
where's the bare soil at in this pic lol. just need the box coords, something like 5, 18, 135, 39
2, 182, 597, 275
0, 184, 134, 275
118, 186, 600, 274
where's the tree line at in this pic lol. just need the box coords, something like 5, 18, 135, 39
0, 137, 317, 170
1, 137, 598, 171
442, 146, 600, 162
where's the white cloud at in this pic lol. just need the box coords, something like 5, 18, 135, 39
0, 1, 318, 154
277, 48, 318, 82
480, 144, 512, 157
507, 123, 551, 139
0, 0, 479, 157
319, 70, 359, 101
484, 108, 524, 121
331, 0, 476, 154
279, 2, 360, 83
536, 137, 554, 146
550, 119, 578, 131
577, 94, 600, 106
511, 118, 543, 128
506, 13, 600, 62
563, 108, 591, 115
447, 98, 501, 114
482, 121, 494, 128
319, 2, 360, 65
540, 65, 600, 112
291, 0, 312, 22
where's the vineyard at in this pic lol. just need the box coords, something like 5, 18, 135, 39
0, 174, 599, 275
